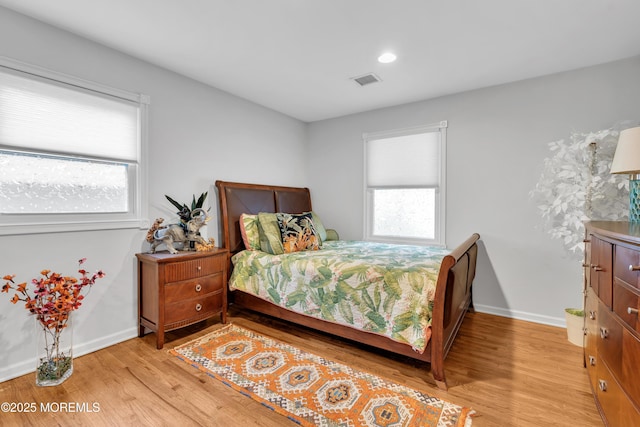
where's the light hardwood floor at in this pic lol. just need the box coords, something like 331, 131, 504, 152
0, 308, 601, 426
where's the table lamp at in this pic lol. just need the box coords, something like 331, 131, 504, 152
611, 126, 640, 222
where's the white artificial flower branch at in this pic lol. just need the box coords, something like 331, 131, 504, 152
531, 128, 628, 260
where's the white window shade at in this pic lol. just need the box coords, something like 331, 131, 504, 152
0, 69, 139, 161
366, 132, 439, 187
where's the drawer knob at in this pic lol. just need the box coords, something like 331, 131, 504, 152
589, 355, 596, 366
600, 327, 609, 339
195, 284, 202, 292
628, 307, 639, 315
629, 265, 640, 272
598, 380, 607, 392
195, 303, 202, 312
589, 310, 596, 320
197, 266, 202, 271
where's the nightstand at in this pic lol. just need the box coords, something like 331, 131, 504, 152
136, 248, 229, 349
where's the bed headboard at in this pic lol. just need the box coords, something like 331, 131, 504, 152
215, 180, 313, 257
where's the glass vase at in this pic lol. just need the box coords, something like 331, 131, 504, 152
35, 313, 73, 386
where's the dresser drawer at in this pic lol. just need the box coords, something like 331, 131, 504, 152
598, 301, 623, 379
585, 289, 599, 392
592, 237, 613, 307
613, 279, 640, 333
597, 359, 640, 427
622, 328, 640, 409
164, 273, 224, 303
165, 255, 225, 282
164, 292, 224, 326
615, 245, 640, 289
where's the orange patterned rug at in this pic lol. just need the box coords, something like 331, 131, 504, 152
169, 324, 474, 427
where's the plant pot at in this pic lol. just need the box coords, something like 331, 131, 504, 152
565, 308, 585, 347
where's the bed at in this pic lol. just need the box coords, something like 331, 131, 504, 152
215, 180, 479, 390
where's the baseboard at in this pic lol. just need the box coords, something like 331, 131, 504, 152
0, 327, 138, 383
473, 304, 566, 328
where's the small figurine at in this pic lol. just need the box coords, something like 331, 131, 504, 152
146, 208, 210, 254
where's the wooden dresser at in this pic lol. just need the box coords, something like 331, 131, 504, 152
136, 249, 228, 349
584, 221, 640, 426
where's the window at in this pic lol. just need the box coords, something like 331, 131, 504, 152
363, 121, 447, 246
0, 57, 148, 235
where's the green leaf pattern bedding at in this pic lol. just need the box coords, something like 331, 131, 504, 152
229, 240, 450, 352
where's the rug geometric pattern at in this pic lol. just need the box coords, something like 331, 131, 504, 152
170, 324, 474, 427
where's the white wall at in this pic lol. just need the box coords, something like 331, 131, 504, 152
307, 55, 640, 326
0, 7, 307, 381
2, 4, 640, 383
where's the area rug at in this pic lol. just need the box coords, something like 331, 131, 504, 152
169, 324, 474, 427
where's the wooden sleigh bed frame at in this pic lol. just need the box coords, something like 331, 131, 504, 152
215, 180, 479, 390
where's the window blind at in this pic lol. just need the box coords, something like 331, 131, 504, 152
0, 68, 139, 161
366, 131, 440, 187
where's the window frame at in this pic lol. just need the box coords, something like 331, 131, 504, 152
363, 121, 447, 246
0, 56, 149, 235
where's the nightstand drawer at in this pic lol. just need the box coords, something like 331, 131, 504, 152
165, 274, 224, 303
165, 255, 225, 282
164, 292, 224, 326
615, 245, 640, 289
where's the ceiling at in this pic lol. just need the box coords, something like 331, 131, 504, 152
1, 0, 640, 122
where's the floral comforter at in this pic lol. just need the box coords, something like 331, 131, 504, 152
229, 240, 450, 352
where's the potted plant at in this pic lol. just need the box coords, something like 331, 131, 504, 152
531, 128, 627, 346
2, 259, 105, 386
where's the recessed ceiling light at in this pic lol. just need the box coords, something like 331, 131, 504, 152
378, 52, 397, 64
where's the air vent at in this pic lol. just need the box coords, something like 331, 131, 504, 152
351, 73, 381, 87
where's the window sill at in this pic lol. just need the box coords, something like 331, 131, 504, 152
0, 218, 150, 236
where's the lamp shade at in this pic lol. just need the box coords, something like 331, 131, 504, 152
611, 126, 640, 174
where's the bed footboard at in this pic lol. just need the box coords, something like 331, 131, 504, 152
429, 233, 480, 390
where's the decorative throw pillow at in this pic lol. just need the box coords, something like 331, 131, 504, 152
257, 212, 284, 255
276, 212, 321, 253
306, 211, 327, 243
239, 213, 260, 250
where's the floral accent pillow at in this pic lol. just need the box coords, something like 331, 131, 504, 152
239, 213, 260, 250
276, 212, 321, 253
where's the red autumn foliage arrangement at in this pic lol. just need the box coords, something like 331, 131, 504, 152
2, 258, 105, 384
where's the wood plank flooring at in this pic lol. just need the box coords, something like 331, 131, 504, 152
0, 308, 601, 426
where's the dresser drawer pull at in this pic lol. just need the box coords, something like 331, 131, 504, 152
628, 307, 639, 315
589, 310, 596, 320
600, 327, 608, 339
195, 303, 202, 312
598, 380, 607, 392
588, 355, 596, 366
629, 265, 640, 271
197, 265, 202, 271
195, 284, 202, 292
